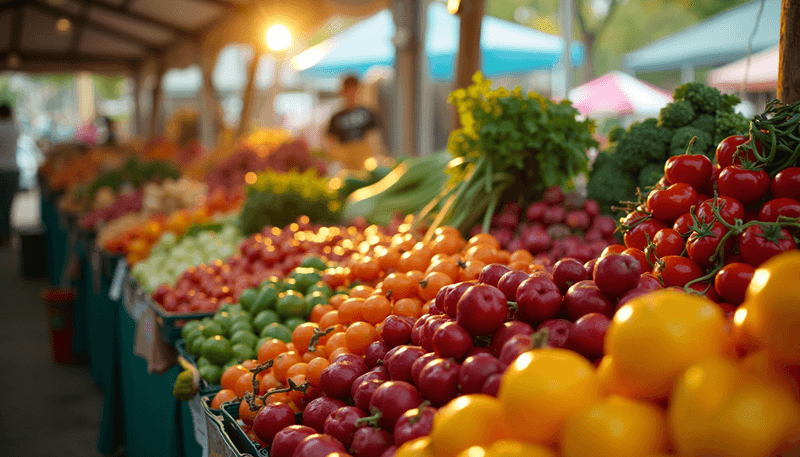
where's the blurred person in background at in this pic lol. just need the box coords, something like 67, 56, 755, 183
0, 103, 19, 244
325, 75, 387, 171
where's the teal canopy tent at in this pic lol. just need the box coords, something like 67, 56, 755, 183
292, 2, 585, 80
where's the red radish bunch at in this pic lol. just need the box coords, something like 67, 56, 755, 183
617, 134, 800, 312
471, 187, 618, 265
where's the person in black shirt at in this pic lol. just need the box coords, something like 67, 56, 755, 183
326, 75, 385, 170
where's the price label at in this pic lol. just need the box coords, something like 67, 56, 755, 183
189, 396, 209, 457
109, 260, 127, 301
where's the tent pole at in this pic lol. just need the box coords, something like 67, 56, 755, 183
778, 0, 800, 104
453, 0, 485, 127
198, 43, 217, 149
149, 61, 165, 138
392, 0, 425, 156
237, 49, 260, 139
560, 0, 573, 96
131, 67, 141, 138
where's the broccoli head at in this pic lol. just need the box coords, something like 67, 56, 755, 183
670, 126, 713, 157
592, 148, 614, 170
690, 113, 716, 134
659, 100, 696, 128
588, 163, 638, 213
714, 110, 750, 145
673, 82, 725, 114
607, 125, 625, 143
614, 118, 672, 172
638, 163, 665, 191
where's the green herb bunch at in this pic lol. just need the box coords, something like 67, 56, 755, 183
423, 72, 597, 233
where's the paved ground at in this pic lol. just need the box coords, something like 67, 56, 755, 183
0, 191, 109, 457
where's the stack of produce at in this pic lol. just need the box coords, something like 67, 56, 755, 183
614, 98, 800, 308
472, 186, 617, 264
40, 144, 127, 193
588, 82, 750, 214
130, 218, 242, 292
239, 170, 340, 236
102, 187, 243, 262
179, 259, 339, 384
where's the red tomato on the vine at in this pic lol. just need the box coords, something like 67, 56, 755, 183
673, 213, 694, 235
739, 224, 797, 267
665, 154, 713, 190
715, 135, 754, 169
770, 167, 800, 200
717, 165, 770, 206
714, 262, 755, 305
652, 255, 704, 288
686, 221, 731, 267
647, 183, 698, 223
649, 228, 685, 263
623, 218, 667, 251
757, 198, 800, 222
696, 196, 745, 225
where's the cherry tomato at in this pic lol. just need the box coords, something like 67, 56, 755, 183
739, 224, 797, 267
700, 164, 721, 196
757, 197, 800, 222
252, 403, 296, 444
652, 255, 704, 288
672, 213, 694, 235
665, 154, 712, 189
715, 135, 753, 169
713, 262, 754, 305
393, 405, 435, 446
624, 218, 667, 251
647, 183, 698, 223
770, 167, 800, 200
686, 221, 730, 267
696, 196, 745, 225
323, 406, 366, 448
717, 165, 770, 206
649, 228, 684, 263
369, 381, 423, 430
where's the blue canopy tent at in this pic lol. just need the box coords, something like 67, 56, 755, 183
292, 2, 585, 80
624, 0, 780, 74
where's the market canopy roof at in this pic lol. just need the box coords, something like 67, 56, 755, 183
291, 2, 585, 81
568, 71, 673, 118
624, 0, 780, 73
0, 0, 386, 73
707, 45, 778, 92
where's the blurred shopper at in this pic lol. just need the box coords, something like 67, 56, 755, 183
0, 103, 19, 244
326, 75, 386, 171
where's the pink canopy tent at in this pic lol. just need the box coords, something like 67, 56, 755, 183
568, 71, 673, 118
707, 45, 778, 92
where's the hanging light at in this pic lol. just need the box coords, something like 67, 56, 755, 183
56, 17, 72, 34
265, 24, 291, 52
447, 0, 461, 14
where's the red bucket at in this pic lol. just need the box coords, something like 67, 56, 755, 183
42, 288, 78, 364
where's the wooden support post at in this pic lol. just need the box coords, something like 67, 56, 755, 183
453, 0, 485, 127
237, 49, 260, 139
131, 68, 141, 137
198, 44, 218, 149
149, 61, 165, 138
392, 0, 426, 156
778, 0, 800, 104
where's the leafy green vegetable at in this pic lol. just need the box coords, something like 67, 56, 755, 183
659, 100, 695, 128
587, 162, 638, 214
424, 72, 597, 233
670, 126, 712, 157
613, 119, 671, 171
638, 163, 665, 190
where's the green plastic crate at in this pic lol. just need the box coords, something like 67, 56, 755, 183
220, 401, 270, 456
176, 339, 222, 396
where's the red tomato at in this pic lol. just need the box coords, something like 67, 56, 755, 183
687, 281, 721, 302
652, 255, 704, 288
717, 165, 770, 206
770, 167, 800, 200
715, 135, 754, 169
696, 196, 745, 225
757, 198, 800, 222
686, 221, 731, 267
623, 218, 667, 251
714, 262, 755, 305
647, 183, 698, 223
700, 164, 721, 197
673, 213, 694, 235
649, 228, 685, 264
739, 224, 798, 267
665, 154, 713, 189
622, 248, 649, 275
